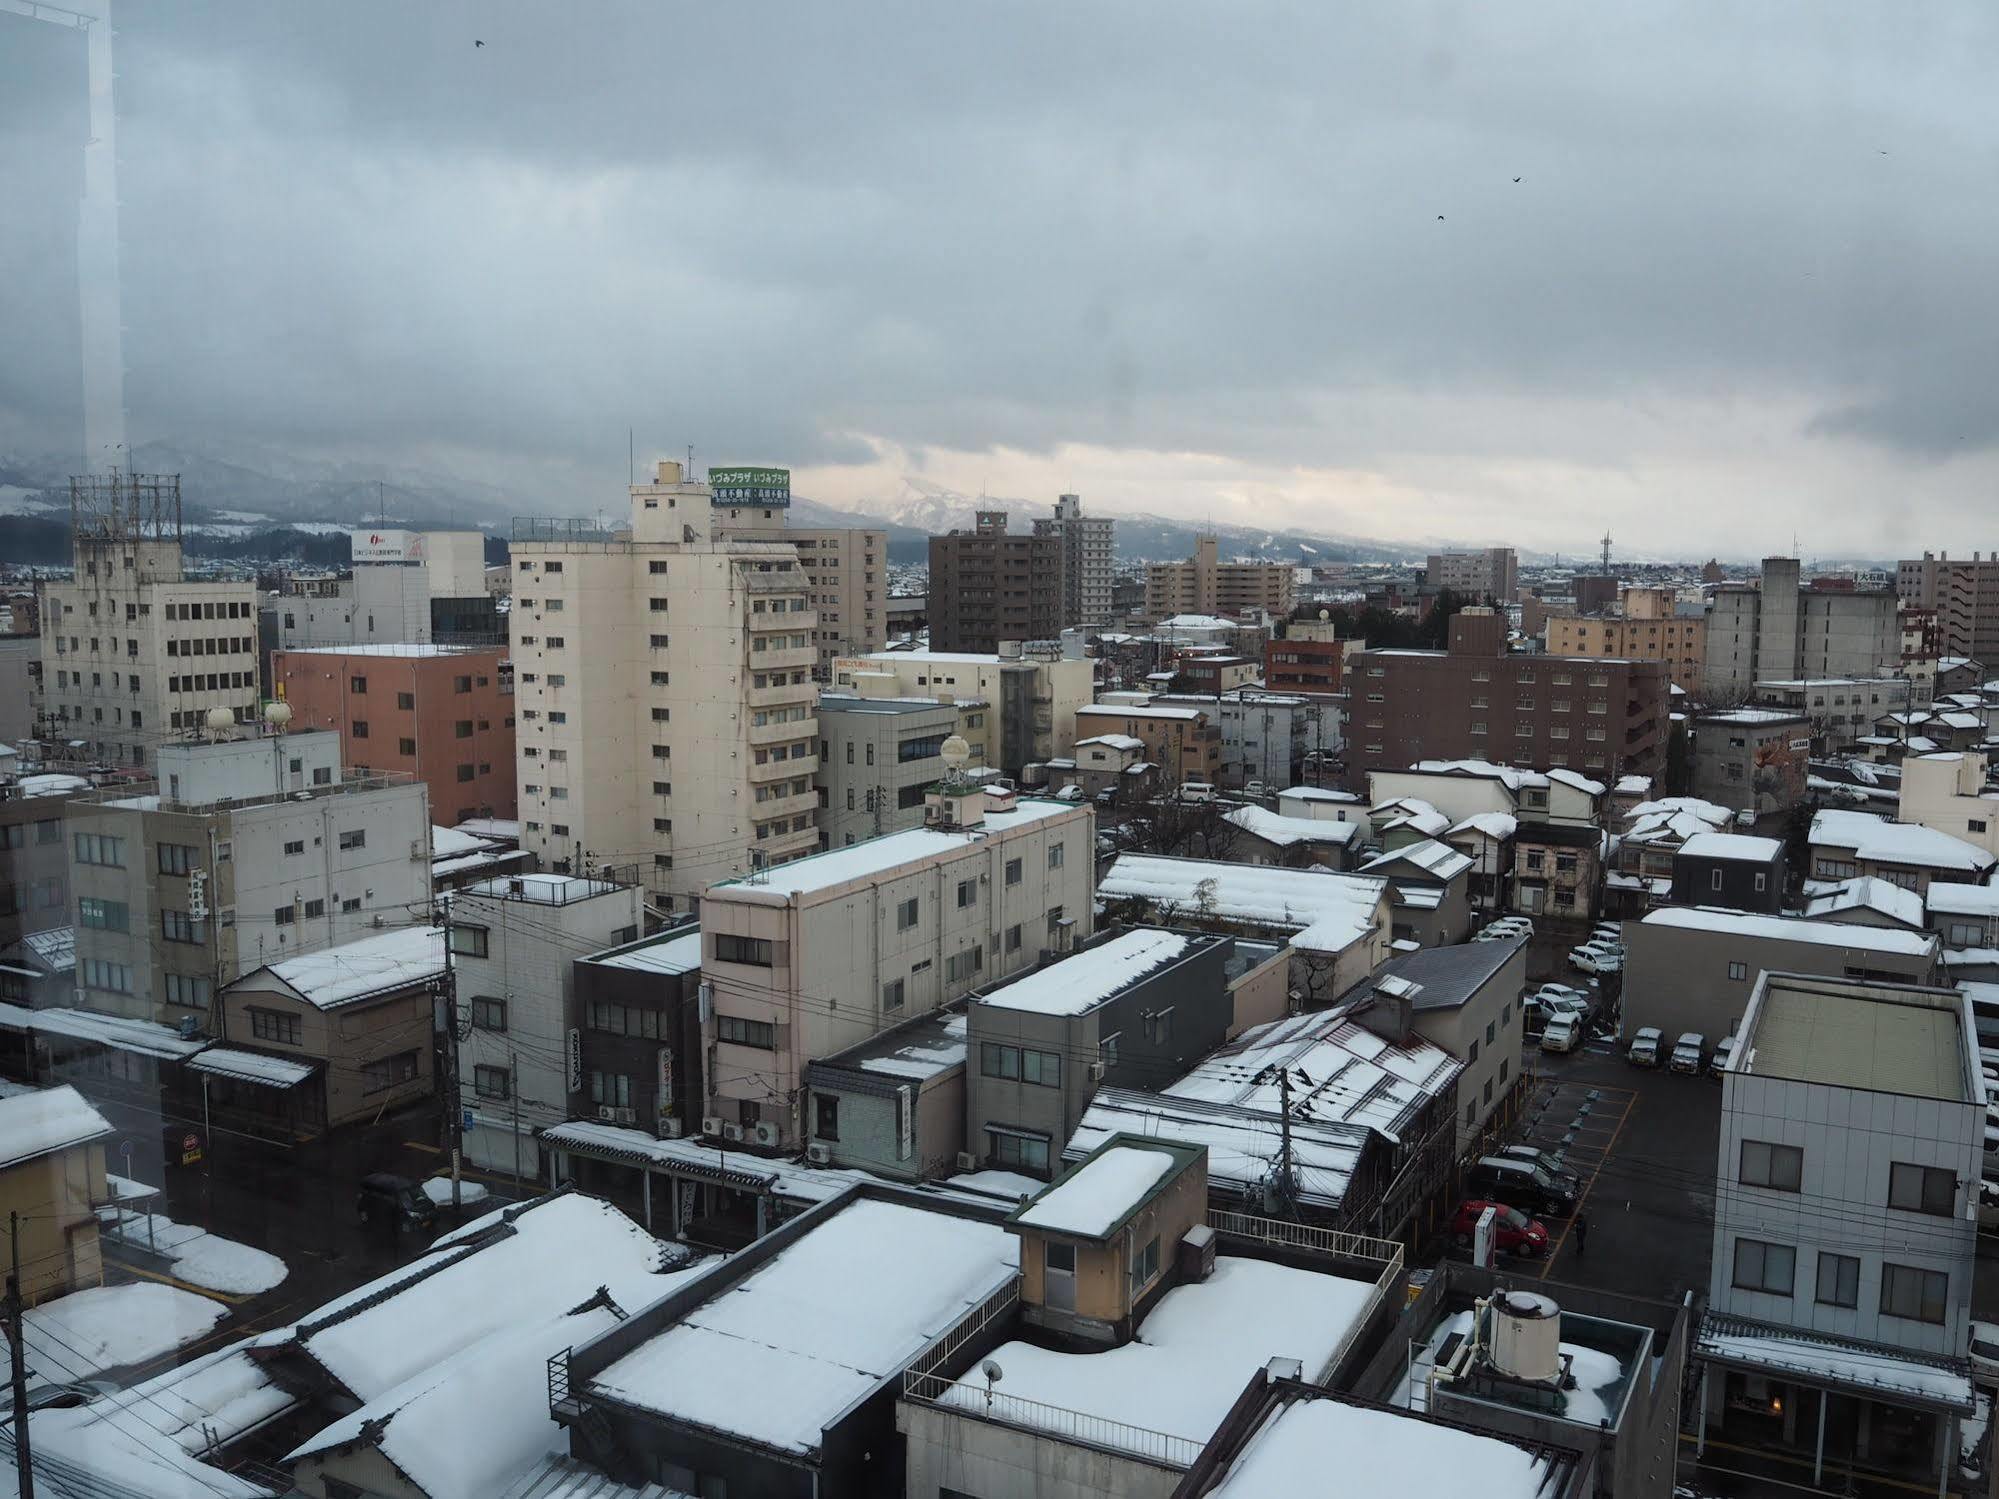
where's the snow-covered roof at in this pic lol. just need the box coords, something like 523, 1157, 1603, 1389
293, 1192, 685, 1402
1157, 614, 1241, 631
1069, 1088, 1364, 1210
187, 1047, 316, 1089
1614, 774, 1653, 795
588, 929, 702, 977
11, 772, 91, 799
257, 925, 446, 1010
21, 925, 75, 973
430, 823, 495, 860
1278, 785, 1360, 803
0, 1001, 206, 1059
454, 817, 521, 841
1098, 856, 1387, 954
1076, 732, 1146, 752
75, 1336, 298, 1469
931, 1257, 1383, 1459
1078, 702, 1205, 721
1698, 1313, 1974, 1411
1225, 805, 1360, 849
1810, 809, 1997, 873
497, 1457, 695, 1499
280, 642, 492, 657
1701, 707, 1807, 725
1446, 811, 1518, 843
1409, 759, 1548, 791
976, 930, 1193, 1018
1638, 906, 1939, 956
711, 799, 1079, 902
1370, 797, 1452, 837
1015, 1145, 1180, 1238
1360, 838, 1473, 882
1678, 831, 1783, 863
1623, 796, 1731, 845
1547, 768, 1607, 796
1805, 877, 1927, 928
0, 1084, 110, 1169
1169, 1009, 1460, 1143
586, 1198, 1019, 1455
537, 1121, 859, 1205
1928, 883, 1999, 918
1210, 1396, 1563, 1499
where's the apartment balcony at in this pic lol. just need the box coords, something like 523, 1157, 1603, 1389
748, 716, 814, 748
751, 645, 819, 673
748, 607, 818, 635
749, 751, 818, 784
747, 678, 816, 710
753, 785, 819, 820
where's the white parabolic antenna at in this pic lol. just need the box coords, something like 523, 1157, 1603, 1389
264, 700, 293, 728
204, 706, 235, 733
940, 735, 971, 772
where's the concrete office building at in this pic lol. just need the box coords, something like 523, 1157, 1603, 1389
1696, 973, 1981, 1493
570, 924, 705, 1141
927, 511, 1064, 653
697, 786, 1094, 1148
0, 635, 38, 745
1144, 536, 1295, 621
1345, 609, 1670, 792
1032, 493, 1115, 628
814, 694, 958, 848
272, 643, 516, 823
40, 474, 259, 769
1265, 617, 1361, 693
1692, 707, 1810, 815
1544, 586, 1707, 692
268, 529, 498, 655
65, 729, 432, 1028
453, 872, 641, 1177
831, 648, 1096, 773
1705, 557, 1900, 700
1425, 547, 1518, 603
1897, 749, 1999, 859
1899, 551, 1999, 668
509, 461, 820, 911
1152, 688, 1342, 789
0, 770, 88, 958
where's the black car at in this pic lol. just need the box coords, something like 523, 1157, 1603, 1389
357, 1172, 439, 1233
1466, 1155, 1579, 1220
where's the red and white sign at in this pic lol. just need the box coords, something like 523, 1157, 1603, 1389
350, 528, 428, 564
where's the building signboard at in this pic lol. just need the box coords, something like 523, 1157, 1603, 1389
351, 529, 428, 564
708, 466, 791, 507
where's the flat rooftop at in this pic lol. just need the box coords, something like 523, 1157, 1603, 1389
975, 929, 1195, 1018
1740, 977, 1974, 1101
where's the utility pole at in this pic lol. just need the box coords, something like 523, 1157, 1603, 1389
436, 906, 462, 1214
7, 1211, 32, 1498
509, 1043, 522, 1191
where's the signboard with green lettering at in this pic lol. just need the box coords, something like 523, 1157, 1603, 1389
709, 466, 791, 507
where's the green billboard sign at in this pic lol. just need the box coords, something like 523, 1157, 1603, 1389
709, 466, 791, 507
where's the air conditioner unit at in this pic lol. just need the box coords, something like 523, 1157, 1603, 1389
721, 1122, 745, 1142
805, 1142, 833, 1165
751, 1121, 781, 1148
656, 1117, 682, 1139
700, 1115, 725, 1137
1088, 1061, 1106, 1082
596, 1105, 616, 1121
955, 1151, 977, 1173
614, 1107, 636, 1125
410, 839, 426, 861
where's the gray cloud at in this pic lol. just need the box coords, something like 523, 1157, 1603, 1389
3, 1, 1998, 551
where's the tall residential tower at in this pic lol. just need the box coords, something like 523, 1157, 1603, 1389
1033, 493, 1116, 627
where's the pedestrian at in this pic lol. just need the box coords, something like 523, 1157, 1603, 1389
1573, 1210, 1589, 1259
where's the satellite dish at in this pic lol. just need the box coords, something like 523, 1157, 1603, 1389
940, 735, 971, 772
981, 1359, 1004, 1384
1318, 608, 1330, 621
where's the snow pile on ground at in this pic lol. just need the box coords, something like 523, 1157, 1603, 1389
422, 1177, 491, 1206
7, 1282, 227, 1382
104, 1209, 288, 1296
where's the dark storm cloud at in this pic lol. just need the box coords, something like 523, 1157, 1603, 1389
2, 1, 1997, 547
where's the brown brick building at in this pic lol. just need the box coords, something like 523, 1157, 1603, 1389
272, 643, 516, 825
927, 511, 1064, 652
1343, 608, 1670, 792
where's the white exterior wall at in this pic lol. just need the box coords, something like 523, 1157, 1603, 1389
1710, 1065, 1979, 1356
1367, 771, 1515, 826
273, 566, 432, 650
831, 653, 1096, 762
453, 880, 642, 1174
1898, 752, 1999, 858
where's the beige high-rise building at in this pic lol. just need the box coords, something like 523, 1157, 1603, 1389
722, 526, 886, 669
1544, 585, 1708, 691
40, 475, 259, 770
511, 462, 820, 911
1033, 493, 1116, 626
1143, 535, 1294, 621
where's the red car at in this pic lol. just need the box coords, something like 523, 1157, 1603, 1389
1448, 1199, 1551, 1257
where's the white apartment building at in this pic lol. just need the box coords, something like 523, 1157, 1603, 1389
271, 530, 497, 654
452, 872, 641, 1178
40, 476, 259, 769
509, 461, 821, 911
830, 648, 1096, 773
698, 786, 1095, 1148
814, 694, 963, 849
1896, 749, 1999, 859
1151, 688, 1342, 789
1032, 493, 1115, 627
64, 729, 432, 1027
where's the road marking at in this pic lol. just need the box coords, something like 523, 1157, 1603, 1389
103, 1258, 251, 1307
1539, 1085, 1635, 1280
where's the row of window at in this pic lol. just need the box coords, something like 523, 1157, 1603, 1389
1732, 1237, 1947, 1322
166, 600, 252, 620
980, 1043, 1061, 1087
165, 636, 254, 658
1738, 1139, 1956, 1216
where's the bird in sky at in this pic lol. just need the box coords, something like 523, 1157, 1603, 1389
474, 38, 485, 47
1436, 214, 1445, 221
1513, 176, 1522, 183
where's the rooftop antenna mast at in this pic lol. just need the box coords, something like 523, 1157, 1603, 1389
1600, 531, 1613, 575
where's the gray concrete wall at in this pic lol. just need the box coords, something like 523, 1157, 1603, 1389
897, 1398, 1183, 1499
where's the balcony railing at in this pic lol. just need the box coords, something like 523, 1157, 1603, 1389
902, 1372, 1203, 1470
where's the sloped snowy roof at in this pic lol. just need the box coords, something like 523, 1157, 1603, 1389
1015, 1144, 1180, 1238
1225, 806, 1360, 849
1210, 1395, 1563, 1499
586, 929, 702, 976
1639, 906, 1939, 956
1409, 759, 1548, 791
1928, 883, 1999, 918
1279, 785, 1360, 803
1698, 1313, 1973, 1411
0, 1001, 206, 1059
1805, 877, 1927, 928
1447, 811, 1518, 843
1677, 831, 1783, 863
1369, 797, 1451, 837
1098, 856, 1387, 953
1068, 1088, 1366, 1211
1361, 838, 1473, 882
537, 1121, 859, 1204
1076, 732, 1146, 751
21, 925, 75, 974
258, 925, 446, 1009
1810, 809, 1997, 873
0, 1084, 110, 1169
1546, 768, 1608, 796
430, 823, 496, 860
975, 930, 1193, 1017
1623, 797, 1732, 845
187, 1047, 316, 1089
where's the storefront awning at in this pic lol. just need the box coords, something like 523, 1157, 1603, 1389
187, 1048, 316, 1090
1698, 1312, 1975, 1413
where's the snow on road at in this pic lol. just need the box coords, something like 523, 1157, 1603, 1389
104, 1209, 289, 1296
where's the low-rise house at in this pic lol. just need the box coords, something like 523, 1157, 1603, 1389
1873, 708, 1987, 755
216, 924, 442, 1141
1621, 907, 1940, 1044
804, 1005, 966, 1181
570, 925, 704, 1149
1074, 702, 1220, 788
428, 822, 532, 892
1369, 795, 1452, 848
1358, 838, 1474, 947
1808, 808, 1996, 895
1693, 974, 1981, 1496
1669, 831, 1785, 914
1442, 811, 1517, 913
1220, 805, 1360, 869
1510, 821, 1603, 922
0, 1084, 109, 1303
1693, 708, 1811, 814
1926, 881, 1999, 951
1275, 785, 1365, 823
1610, 796, 1733, 913
1044, 732, 1159, 809
1896, 749, 1999, 859
1801, 875, 1926, 930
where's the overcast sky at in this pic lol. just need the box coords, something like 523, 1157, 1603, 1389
3, 1, 1996, 557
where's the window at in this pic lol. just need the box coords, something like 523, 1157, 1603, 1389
249, 1007, 302, 1045
882, 978, 905, 1012
396, 691, 415, 710
714, 934, 774, 967
1888, 1161, 1956, 1216
1731, 1237, 1795, 1296
363, 1050, 421, 1095
718, 1014, 777, 1048
160, 909, 204, 944
470, 996, 508, 1031
957, 878, 978, 909
474, 1065, 511, 1100
982, 1043, 1018, 1080
338, 829, 367, 850
81, 959, 133, 993
1004, 856, 1024, 887
79, 897, 128, 931
946, 946, 983, 982
1048, 842, 1066, 870
1711, 868, 1724, 891
1880, 1262, 1948, 1324
1023, 1048, 1061, 1087
1006, 923, 1022, 953
1468, 1039, 1480, 1064
157, 842, 197, 875
351, 720, 369, 739
272, 904, 296, 926
73, 832, 125, 867
1739, 1140, 1803, 1192
1816, 1252, 1860, 1309
988, 1130, 1049, 1173
349, 675, 367, 693
449, 924, 489, 958
1727, 960, 1747, 981
1129, 1234, 1161, 1297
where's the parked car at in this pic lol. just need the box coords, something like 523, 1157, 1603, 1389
1970, 1322, 1999, 1385
1468, 1155, 1579, 1219
1570, 945, 1624, 975
1244, 780, 1268, 800
1178, 781, 1217, 804
1447, 1199, 1551, 1257
1669, 1032, 1705, 1073
1628, 1026, 1663, 1066
1540, 1014, 1584, 1054
1708, 1036, 1736, 1078
357, 1172, 439, 1233
1496, 1145, 1582, 1196
1591, 922, 1621, 943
